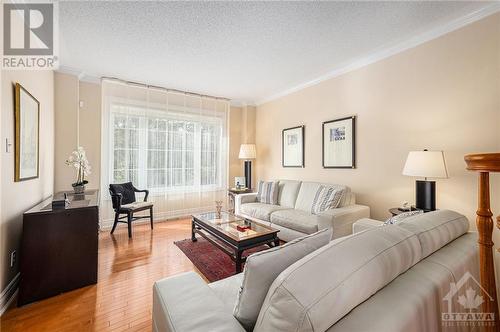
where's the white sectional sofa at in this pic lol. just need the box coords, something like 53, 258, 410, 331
235, 180, 370, 241
153, 210, 478, 332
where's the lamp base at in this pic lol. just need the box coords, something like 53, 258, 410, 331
415, 180, 436, 211
244, 160, 252, 190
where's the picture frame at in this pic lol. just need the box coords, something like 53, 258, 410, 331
15, 83, 40, 181
322, 116, 355, 168
234, 176, 246, 189
282, 125, 304, 168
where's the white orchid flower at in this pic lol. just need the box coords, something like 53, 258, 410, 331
65, 147, 91, 185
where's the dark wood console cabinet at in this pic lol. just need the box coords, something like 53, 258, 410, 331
18, 190, 99, 306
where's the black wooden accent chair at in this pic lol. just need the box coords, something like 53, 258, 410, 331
109, 182, 154, 238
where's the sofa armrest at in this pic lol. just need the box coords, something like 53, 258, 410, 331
235, 193, 258, 215
317, 204, 371, 239
352, 218, 384, 233
153, 272, 245, 332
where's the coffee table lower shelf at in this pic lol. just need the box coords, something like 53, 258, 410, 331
191, 217, 279, 273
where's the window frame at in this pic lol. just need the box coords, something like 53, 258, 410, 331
107, 99, 226, 195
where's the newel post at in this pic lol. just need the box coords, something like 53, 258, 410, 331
465, 153, 500, 332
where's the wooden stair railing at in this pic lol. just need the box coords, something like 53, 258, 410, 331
465, 153, 500, 331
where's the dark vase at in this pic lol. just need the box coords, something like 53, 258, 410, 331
73, 184, 85, 194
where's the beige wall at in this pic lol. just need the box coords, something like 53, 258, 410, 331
229, 105, 256, 189
78, 81, 102, 187
54, 72, 78, 191
53, 75, 255, 210
54, 73, 101, 192
256, 14, 500, 225
1, 70, 54, 293
229, 106, 243, 184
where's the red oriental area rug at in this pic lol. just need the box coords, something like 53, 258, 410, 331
174, 238, 269, 282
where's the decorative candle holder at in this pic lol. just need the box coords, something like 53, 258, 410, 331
215, 200, 223, 218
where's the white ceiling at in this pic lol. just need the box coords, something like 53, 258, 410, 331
58, 1, 498, 105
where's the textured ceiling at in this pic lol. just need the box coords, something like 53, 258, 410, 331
58, 1, 495, 104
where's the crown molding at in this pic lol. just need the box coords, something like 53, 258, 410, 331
56, 65, 82, 77
255, 3, 500, 106
230, 100, 246, 107
56, 66, 101, 84
230, 100, 257, 108
80, 75, 101, 84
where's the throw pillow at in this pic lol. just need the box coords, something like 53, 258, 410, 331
311, 185, 344, 215
233, 228, 332, 331
384, 210, 424, 225
257, 181, 279, 205
109, 182, 136, 205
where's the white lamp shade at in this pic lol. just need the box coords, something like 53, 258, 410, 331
239, 144, 256, 159
402, 150, 448, 179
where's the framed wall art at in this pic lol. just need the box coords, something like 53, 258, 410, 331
15, 83, 40, 181
282, 125, 304, 167
322, 116, 355, 168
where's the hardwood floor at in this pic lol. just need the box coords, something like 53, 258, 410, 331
1, 219, 200, 332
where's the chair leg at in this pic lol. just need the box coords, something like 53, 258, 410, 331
111, 212, 119, 234
127, 213, 132, 238
150, 207, 154, 230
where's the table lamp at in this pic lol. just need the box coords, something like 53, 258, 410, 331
402, 149, 448, 211
239, 144, 256, 190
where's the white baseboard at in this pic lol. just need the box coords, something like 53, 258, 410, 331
99, 206, 214, 230
0, 273, 19, 316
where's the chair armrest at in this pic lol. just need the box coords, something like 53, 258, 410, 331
352, 218, 384, 233
110, 193, 122, 210
235, 193, 258, 215
153, 272, 245, 332
134, 188, 149, 201
317, 204, 371, 239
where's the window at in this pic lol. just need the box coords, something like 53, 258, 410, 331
110, 103, 225, 193
101, 80, 229, 223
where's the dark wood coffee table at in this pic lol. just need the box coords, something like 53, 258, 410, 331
191, 212, 279, 273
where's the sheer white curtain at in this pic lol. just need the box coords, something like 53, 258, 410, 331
100, 79, 229, 227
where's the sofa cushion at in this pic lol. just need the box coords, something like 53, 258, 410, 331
239, 203, 290, 222
233, 228, 332, 331
311, 185, 345, 214
254, 225, 422, 332
120, 201, 153, 211
395, 209, 469, 258
270, 209, 319, 234
153, 272, 246, 332
256, 181, 279, 205
208, 274, 244, 313
294, 182, 322, 212
328, 232, 478, 332
352, 218, 384, 233
277, 180, 302, 208
295, 182, 346, 212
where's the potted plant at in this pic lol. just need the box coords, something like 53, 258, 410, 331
65, 147, 91, 194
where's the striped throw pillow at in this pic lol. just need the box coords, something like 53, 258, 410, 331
311, 186, 345, 215
384, 210, 424, 225
257, 181, 279, 205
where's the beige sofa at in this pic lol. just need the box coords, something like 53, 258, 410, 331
153, 210, 478, 332
235, 180, 370, 241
